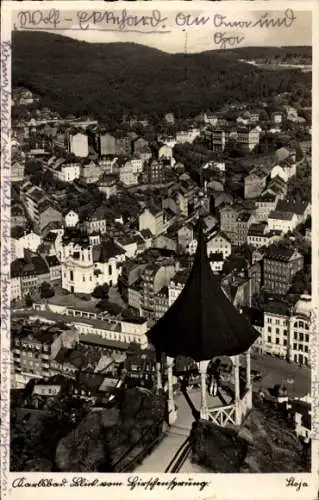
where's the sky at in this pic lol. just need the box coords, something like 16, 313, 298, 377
12, 7, 312, 54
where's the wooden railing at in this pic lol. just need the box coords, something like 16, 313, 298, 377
207, 403, 236, 426
207, 388, 252, 427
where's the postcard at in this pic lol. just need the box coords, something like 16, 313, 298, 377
1, 1, 318, 500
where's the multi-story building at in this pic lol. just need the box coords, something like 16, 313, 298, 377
68, 131, 89, 158
64, 210, 79, 228
99, 156, 119, 175
235, 212, 254, 247
139, 207, 165, 237
275, 199, 311, 226
263, 247, 304, 295
97, 132, 116, 156
11, 230, 41, 261
11, 205, 28, 228
143, 160, 166, 185
175, 128, 200, 144
119, 161, 139, 186
219, 205, 240, 244
115, 135, 132, 156
268, 210, 298, 234
158, 144, 174, 166
97, 174, 118, 199
154, 286, 169, 320
80, 160, 101, 184
53, 162, 81, 183
237, 127, 260, 152
168, 269, 190, 306
141, 262, 176, 318
263, 294, 311, 366
11, 157, 25, 182
290, 295, 312, 366
11, 334, 54, 388
45, 255, 62, 283
270, 161, 296, 183
177, 224, 194, 253
132, 137, 152, 161
255, 194, 278, 222
206, 231, 232, 259
21, 184, 63, 234
83, 215, 107, 235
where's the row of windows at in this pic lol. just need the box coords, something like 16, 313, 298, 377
266, 318, 309, 329
268, 336, 287, 346
267, 328, 309, 342
267, 327, 288, 335
293, 343, 309, 353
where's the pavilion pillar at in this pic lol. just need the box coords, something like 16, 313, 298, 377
155, 351, 162, 391
197, 360, 210, 420
234, 355, 241, 425
246, 348, 252, 409
167, 356, 177, 424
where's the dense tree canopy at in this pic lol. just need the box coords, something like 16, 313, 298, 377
12, 32, 311, 122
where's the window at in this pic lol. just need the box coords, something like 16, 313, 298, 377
276, 338, 279, 345
268, 326, 272, 333
294, 333, 297, 340
293, 343, 297, 350
268, 336, 271, 343
70, 270, 74, 281
283, 329, 287, 336
284, 339, 287, 346
299, 344, 303, 352
275, 319, 280, 325
275, 328, 280, 334
305, 346, 308, 353
299, 321, 304, 328
305, 334, 309, 342
267, 318, 272, 324
83, 275, 85, 282
108, 264, 112, 275
299, 333, 304, 341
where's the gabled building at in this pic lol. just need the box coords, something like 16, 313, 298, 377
275, 199, 311, 225
80, 159, 101, 184
206, 231, 232, 259
138, 207, 164, 237
11, 229, 41, 262
64, 210, 79, 228
255, 194, 278, 222
268, 210, 298, 234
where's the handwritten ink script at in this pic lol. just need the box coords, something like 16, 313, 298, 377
12, 476, 210, 491
14, 8, 297, 45
310, 307, 319, 441
1, 38, 12, 500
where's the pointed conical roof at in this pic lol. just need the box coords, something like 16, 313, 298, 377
147, 218, 259, 362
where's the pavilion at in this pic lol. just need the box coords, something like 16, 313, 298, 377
147, 216, 260, 427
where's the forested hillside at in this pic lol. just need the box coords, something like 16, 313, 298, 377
12, 31, 311, 121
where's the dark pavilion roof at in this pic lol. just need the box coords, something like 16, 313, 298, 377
147, 217, 259, 362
